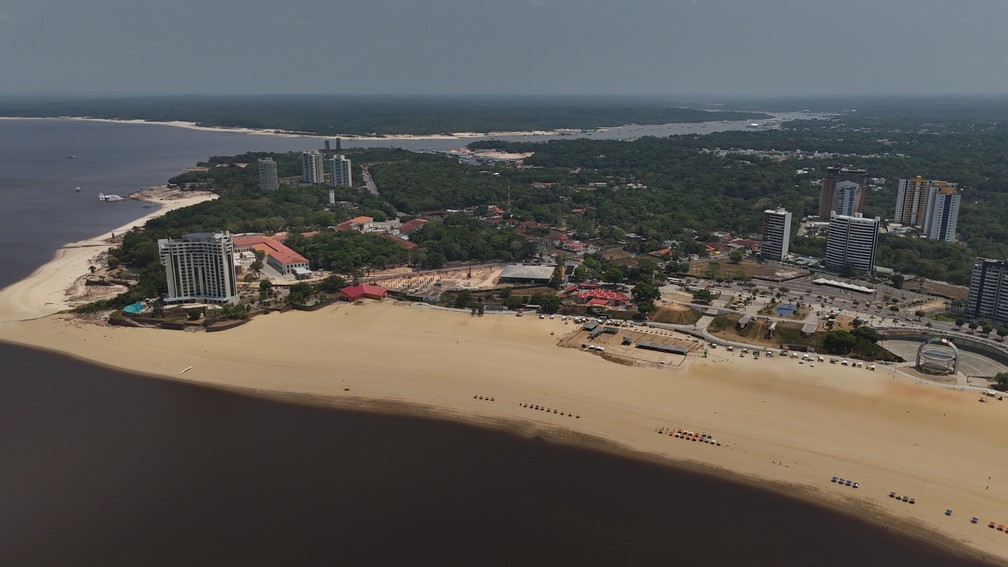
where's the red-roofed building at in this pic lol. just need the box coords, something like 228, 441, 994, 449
232, 234, 310, 275
384, 234, 418, 250
339, 284, 388, 301
729, 238, 760, 252
566, 286, 631, 308
395, 218, 428, 237
335, 216, 374, 232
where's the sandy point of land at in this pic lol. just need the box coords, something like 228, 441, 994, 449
0, 301, 1006, 563
0, 188, 216, 322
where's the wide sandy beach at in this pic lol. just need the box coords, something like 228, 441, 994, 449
0, 188, 215, 322
0, 194, 1007, 563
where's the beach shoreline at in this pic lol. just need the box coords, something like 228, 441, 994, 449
0, 115, 595, 142
0, 301, 1006, 564
0, 159, 1005, 562
0, 187, 216, 322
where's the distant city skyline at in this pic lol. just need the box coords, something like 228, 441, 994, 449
3, 0, 1008, 97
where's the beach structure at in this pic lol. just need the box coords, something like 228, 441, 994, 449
916, 337, 959, 375
966, 258, 1008, 325
301, 151, 324, 184
760, 207, 792, 262
231, 234, 310, 276
339, 284, 388, 301
158, 232, 239, 304
818, 166, 867, 218
566, 285, 633, 309
330, 154, 352, 187
825, 212, 879, 273
258, 157, 279, 191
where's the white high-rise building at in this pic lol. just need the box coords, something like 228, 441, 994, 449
825, 212, 879, 273
966, 258, 1008, 326
330, 154, 352, 187
922, 183, 960, 242
834, 181, 860, 216
258, 157, 278, 191
158, 233, 239, 304
301, 151, 324, 184
760, 207, 792, 262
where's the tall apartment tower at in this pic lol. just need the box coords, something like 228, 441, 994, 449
258, 157, 279, 191
922, 182, 960, 242
330, 154, 353, 187
894, 177, 960, 241
158, 232, 239, 304
301, 151, 324, 184
966, 258, 1008, 325
760, 207, 792, 262
818, 166, 867, 218
825, 212, 880, 273
894, 177, 930, 226
834, 181, 861, 216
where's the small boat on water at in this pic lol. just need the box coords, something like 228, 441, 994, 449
98, 192, 124, 202
75, 186, 81, 193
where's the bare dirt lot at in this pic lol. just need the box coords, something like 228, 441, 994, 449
688, 259, 808, 281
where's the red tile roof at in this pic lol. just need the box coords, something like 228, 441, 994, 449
384, 234, 418, 250
339, 284, 388, 300
397, 219, 429, 235
574, 289, 630, 303
232, 235, 308, 267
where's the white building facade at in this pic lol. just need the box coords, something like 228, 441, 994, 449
922, 184, 960, 241
301, 151, 324, 184
825, 212, 879, 273
760, 207, 792, 262
966, 258, 1008, 325
330, 154, 353, 187
834, 181, 860, 217
158, 232, 239, 304
258, 157, 279, 191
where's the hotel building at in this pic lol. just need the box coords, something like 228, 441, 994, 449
158, 232, 239, 304
760, 207, 792, 262
301, 151, 324, 184
330, 154, 353, 187
825, 212, 879, 273
966, 258, 1008, 325
258, 157, 279, 191
818, 166, 867, 218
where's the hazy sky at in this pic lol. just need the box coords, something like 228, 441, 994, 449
2, 0, 1007, 97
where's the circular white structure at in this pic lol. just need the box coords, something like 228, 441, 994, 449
916, 337, 959, 375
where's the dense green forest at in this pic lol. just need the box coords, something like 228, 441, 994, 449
0, 95, 768, 136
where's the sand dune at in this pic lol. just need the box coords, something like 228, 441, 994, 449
1, 301, 1006, 563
